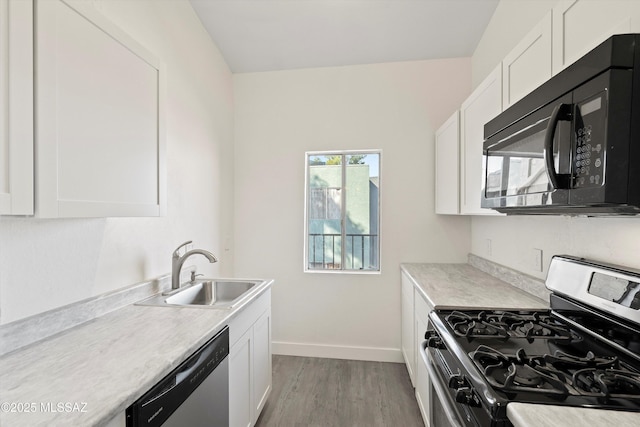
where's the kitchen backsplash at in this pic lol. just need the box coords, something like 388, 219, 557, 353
468, 253, 551, 302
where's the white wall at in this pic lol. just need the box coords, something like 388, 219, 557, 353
233, 59, 472, 361
0, 0, 234, 324
470, 0, 640, 278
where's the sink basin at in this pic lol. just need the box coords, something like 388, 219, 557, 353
136, 279, 263, 309
166, 281, 256, 306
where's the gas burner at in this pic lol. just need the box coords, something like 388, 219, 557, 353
573, 369, 640, 397
513, 320, 575, 341
470, 345, 568, 395
446, 311, 510, 339
544, 350, 619, 369
446, 310, 578, 341
468, 344, 640, 398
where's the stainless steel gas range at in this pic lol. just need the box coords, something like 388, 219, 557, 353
422, 255, 640, 426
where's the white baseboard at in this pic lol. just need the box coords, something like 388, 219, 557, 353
272, 341, 404, 363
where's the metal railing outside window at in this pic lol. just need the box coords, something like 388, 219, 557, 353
308, 233, 379, 270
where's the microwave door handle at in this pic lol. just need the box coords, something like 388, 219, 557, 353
544, 103, 572, 189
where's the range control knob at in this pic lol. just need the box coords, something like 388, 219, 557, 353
448, 374, 466, 389
426, 336, 445, 349
454, 387, 480, 407
424, 330, 446, 349
424, 330, 438, 340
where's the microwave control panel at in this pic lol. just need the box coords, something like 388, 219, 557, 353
573, 92, 606, 189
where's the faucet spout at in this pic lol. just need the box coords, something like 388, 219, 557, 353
171, 244, 218, 290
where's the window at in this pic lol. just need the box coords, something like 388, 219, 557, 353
304, 151, 380, 272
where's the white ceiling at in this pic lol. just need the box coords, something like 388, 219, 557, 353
190, 0, 500, 73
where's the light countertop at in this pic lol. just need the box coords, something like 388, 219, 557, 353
401, 262, 548, 310
508, 402, 640, 427
0, 280, 273, 427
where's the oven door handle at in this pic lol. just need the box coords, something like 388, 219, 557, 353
420, 341, 463, 427
544, 103, 572, 189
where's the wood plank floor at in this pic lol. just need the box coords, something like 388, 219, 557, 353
255, 355, 424, 427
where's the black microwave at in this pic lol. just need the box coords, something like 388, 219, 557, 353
482, 34, 640, 215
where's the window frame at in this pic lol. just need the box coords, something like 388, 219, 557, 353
303, 149, 382, 274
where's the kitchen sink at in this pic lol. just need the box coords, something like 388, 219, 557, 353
136, 279, 263, 309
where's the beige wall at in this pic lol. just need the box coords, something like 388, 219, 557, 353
0, 0, 235, 323
470, 0, 640, 278
233, 59, 472, 361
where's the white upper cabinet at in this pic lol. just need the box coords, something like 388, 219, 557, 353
434, 111, 460, 215
35, 0, 166, 218
0, 0, 33, 215
502, 12, 552, 109
553, 0, 640, 75
460, 65, 503, 215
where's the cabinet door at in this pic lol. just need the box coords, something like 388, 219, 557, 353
401, 272, 415, 386
502, 12, 552, 108
0, 0, 33, 215
460, 65, 503, 215
553, 0, 640, 74
414, 292, 431, 426
434, 111, 460, 215
230, 328, 253, 427
35, 0, 166, 218
252, 309, 272, 424
415, 314, 430, 427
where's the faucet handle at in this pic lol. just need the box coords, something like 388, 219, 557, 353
173, 241, 193, 258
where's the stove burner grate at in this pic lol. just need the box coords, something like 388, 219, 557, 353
471, 345, 569, 396
446, 310, 576, 341
469, 344, 640, 399
573, 368, 640, 398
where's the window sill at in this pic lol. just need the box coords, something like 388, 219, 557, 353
304, 269, 381, 275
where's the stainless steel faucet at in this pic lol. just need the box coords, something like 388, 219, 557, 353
171, 241, 217, 290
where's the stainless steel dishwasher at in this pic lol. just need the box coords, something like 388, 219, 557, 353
126, 326, 229, 427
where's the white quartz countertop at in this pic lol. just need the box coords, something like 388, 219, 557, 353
0, 280, 273, 427
508, 402, 640, 426
400, 262, 548, 310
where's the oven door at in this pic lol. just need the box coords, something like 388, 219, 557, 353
420, 341, 473, 427
482, 93, 573, 212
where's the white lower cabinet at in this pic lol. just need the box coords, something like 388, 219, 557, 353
229, 290, 272, 427
230, 328, 253, 427
401, 271, 433, 426
252, 309, 272, 417
401, 272, 416, 386
414, 290, 432, 427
